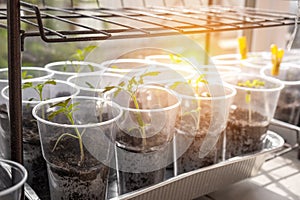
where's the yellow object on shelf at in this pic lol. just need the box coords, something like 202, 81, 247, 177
270, 44, 284, 76
238, 36, 248, 60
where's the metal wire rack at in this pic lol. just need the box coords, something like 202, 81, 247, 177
0, 0, 298, 49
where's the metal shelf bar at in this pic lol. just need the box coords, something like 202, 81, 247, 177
0, 1, 298, 44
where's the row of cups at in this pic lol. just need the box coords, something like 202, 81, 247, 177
0, 54, 298, 199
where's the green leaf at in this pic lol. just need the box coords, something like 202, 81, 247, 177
169, 81, 185, 89
88, 64, 95, 72
169, 54, 182, 63
44, 80, 57, 85
118, 81, 125, 87
22, 71, 33, 79
50, 98, 71, 108
22, 82, 33, 90
48, 109, 65, 120
83, 45, 97, 54
85, 81, 95, 89
102, 86, 117, 93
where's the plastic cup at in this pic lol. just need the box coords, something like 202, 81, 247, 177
261, 63, 300, 125
1, 80, 79, 199
107, 85, 180, 194
0, 67, 54, 159
170, 81, 236, 175
223, 73, 283, 158
0, 159, 27, 200
32, 96, 122, 200
44, 61, 105, 80
0, 67, 54, 104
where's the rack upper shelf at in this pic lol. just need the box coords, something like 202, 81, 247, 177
0, 1, 298, 44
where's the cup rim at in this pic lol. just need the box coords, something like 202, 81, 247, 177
66, 72, 128, 93
260, 64, 300, 86
100, 58, 158, 73
172, 82, 237, 101
0, 158, 28, 197
0, 67, 54, 83
109, 84, 182, 113
32, 96, 123, 128
223, 73, 284, 92
1, 80, 80, 104
44, 61, 105, 76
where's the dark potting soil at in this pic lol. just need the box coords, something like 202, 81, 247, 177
116, 128, 170, 153
176, 112, 220, 174
118, 167, 165, 195
0, 104, 50, 199
22, 106, 50, 199
0, 104, 10, 159
116, 128, 171, 195
275, 90, 300, 126
48, 134, 109, 200
224, 108, 269, 159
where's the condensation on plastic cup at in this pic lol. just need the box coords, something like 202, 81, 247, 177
0, 158, 28, 200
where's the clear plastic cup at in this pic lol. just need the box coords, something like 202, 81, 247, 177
107, 85, 180, 194
223, 73, 283, 159
32, 96, 122, 200
261, 63, 300, 125
0, 67, 54, 104
170, 81, 236, 175
44, 61, 105, 80
67, 72, 127, 97
0, 67, 54, 159
0, 159, 27, 200
2, 80, 79, 199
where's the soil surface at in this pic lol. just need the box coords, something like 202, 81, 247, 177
275, 90, 300, 125
48, 135, 109, 200
175, 112, 220, 174
224, 108, 269, 159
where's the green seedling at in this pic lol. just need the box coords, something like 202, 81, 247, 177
22, 79, 57, 102
237, 79, 265, 122
65, 45, 97, 73
85, 81, 95, 89
102, 71, 160, 148
169, 54, 182, 63
48, 98, 85, 166
22, 71, 33, 80
170, 74, 209, 130
22, 80, 56, 118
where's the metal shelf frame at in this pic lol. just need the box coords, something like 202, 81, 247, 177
1, 0, 299, 49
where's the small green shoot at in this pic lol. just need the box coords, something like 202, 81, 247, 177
22, 71, 33, 80
48, 98, 84, 166
169, 74, 209, 130
102, 70, 160, 148
237, 79, 265, 122
85, 81, 95, 89
169, 54, 182, 63
22, 79, 57, 101
67, 45, 97, 73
